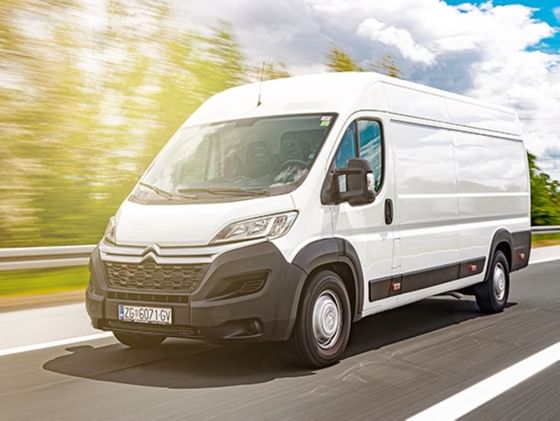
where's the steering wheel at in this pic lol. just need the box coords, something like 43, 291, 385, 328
279, 159, 308, 173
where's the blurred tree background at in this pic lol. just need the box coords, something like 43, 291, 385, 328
0, 1, 285, 247
528, 153, 560, 225
0, 1, 558, 249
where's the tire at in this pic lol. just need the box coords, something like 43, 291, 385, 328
113, 331, 166, 348
289, 270, 352, 368
475, 250, 510, 314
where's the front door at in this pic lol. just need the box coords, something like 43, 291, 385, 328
330, 112, 397, 315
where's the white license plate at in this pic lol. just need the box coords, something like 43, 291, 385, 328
118, 304, 172, 325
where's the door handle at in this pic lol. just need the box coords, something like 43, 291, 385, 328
385, 198, 393, 225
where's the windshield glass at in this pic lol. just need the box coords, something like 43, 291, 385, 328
131, 113, 336, 202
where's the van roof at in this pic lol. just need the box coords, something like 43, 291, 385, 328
187, 72, 521, 136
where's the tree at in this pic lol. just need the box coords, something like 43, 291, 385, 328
372, 54, 400, 78
326, 47, 400, 78
0, 0, 97, 245
527, 152, 560, 225
326, 47, 364, 72
262, 62, 291, 80
0, 2, 252, 247
190, 22, 247, 98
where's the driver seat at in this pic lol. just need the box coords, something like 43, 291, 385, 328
244, 141, 271, 178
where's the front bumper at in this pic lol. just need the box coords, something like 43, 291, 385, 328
86, 241, 306, 342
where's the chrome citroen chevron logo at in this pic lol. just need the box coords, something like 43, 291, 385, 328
140, 244, 160, 262
140, 252, 157, 263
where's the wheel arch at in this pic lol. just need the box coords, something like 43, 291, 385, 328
292, 238, 364, 322
487, 229, 513, 276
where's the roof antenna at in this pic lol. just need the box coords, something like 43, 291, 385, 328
257, 61, 265, 107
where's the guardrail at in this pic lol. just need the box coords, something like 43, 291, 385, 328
531, 225, 560, 234
0, 245, 95, 271
0, 226, 559, 271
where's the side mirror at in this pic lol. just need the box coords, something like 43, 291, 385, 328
333, 158, 376, 206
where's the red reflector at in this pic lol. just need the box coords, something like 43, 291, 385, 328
469, 264, 478, 272
519, 252, 526, 260
392, 282, 401, 291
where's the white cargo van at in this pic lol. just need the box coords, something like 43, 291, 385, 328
86, 72, 531, 367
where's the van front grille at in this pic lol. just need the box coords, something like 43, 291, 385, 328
104, 261, 208, 293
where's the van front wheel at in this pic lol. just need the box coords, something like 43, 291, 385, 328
289, 270, 351, 368
475, 250, 510, 313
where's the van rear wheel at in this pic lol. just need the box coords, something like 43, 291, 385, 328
475, 250, 510, 314
289, 270, 351, 368
113, 331, 166, 348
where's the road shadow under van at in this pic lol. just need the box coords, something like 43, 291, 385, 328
345, 296, 516, 358
43, 296, 515, 389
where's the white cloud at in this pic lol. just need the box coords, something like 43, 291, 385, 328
554, 7, 560, 21
357, 18, 435, 64
175, 0, 560, 179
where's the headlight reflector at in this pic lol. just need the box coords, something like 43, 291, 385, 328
212, 211, 298, 244
103, 217, 116, 244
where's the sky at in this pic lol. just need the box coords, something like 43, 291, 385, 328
175, 0, 560, 182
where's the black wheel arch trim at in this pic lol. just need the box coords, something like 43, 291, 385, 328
487, 228, 531, 275
488, 229, 514, 265
292, 238, 364, 322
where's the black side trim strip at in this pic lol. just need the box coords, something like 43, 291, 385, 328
369, 276, 392, 301
459, 258, 486, 278
369, 257, 486, 302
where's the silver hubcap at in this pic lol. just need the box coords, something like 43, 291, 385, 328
312, 290, 342, 350
493, 262, 506, 301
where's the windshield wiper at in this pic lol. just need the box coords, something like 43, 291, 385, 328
178, 187, 269, 197
138, 182, 197, 200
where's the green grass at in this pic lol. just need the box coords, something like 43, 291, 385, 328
0, 266, 89, 297
532, 232, 560, 248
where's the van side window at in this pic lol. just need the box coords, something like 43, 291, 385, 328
357, 120, 383, 191
334, 123, 357, 169
334, 119, 383, 191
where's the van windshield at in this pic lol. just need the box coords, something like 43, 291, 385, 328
132, 113, 336, 202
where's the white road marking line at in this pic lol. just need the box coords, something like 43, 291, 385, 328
0, 332, 113, 357
530, 256, 560, 265
407, 341, 560, 421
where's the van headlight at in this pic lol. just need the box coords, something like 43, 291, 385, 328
212, 211, 298, 244
103, 217, 117, 244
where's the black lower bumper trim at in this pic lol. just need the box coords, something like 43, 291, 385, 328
102, 320, 203, 338
107, 291, 188, 304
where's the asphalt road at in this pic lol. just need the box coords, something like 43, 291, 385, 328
0, 260, 559, 420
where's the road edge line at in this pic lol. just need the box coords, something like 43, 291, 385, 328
0, 332, 113, 357
530, 256, 560, 265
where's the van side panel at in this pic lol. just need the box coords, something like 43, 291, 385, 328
390, 121, 459, 273
368, 115, 529, 314
454, 133, 528, 194
453, 132, 530, 265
